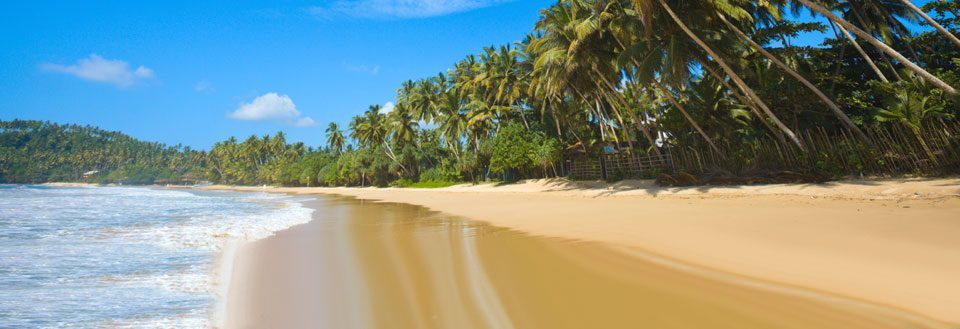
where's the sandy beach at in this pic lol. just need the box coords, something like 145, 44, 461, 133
213, 178, 960, 328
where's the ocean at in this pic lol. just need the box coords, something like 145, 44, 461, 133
0, 185, 314, 328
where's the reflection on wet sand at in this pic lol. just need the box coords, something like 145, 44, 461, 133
225, 195, 939, 329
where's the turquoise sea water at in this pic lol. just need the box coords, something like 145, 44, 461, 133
0, 185, 313, 328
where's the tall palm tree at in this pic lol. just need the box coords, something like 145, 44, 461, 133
795, 0, 957, 94
834, 20, 890, 82
530, 2, 645, 152
716, 13, 872, 145
325, 122, 345, 155
638, 0, 807, 149
897, 0, 960, 48
349, 105, 387, 147
436, 92, 468, 159
387, 102, 419, 148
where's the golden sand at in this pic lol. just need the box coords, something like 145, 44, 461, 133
212, 178, 960, 328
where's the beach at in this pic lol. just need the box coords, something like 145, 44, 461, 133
215, 178, 960, 328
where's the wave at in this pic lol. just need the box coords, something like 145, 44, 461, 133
0, 186, 316, 328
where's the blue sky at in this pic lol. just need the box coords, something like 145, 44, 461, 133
0, 0, 937, 149
0, 0, 552, 149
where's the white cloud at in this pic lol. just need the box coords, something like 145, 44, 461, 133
295, 117, 317, 127
229, 92, 317, 127
381, 101, 395, 114
308, 0, 513, 19
41, 54, 154, 87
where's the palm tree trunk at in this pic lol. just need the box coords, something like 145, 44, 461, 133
719, 14, 873, 146
828, 21, 848, 95
595, 97, 622, 147
544, 99, 564, 138
695, 56, 784, 143
610, 34, 706, 157
658, 0, 806, 149
798, 0, 957, 94
899, 0, 960, 48
833, 21, 889, 82
589, 70, 636, 152
592, 74, 662, 157
570, 86, 604, 141
594, 86, 635, 151
516, 102, 531, 130
909, 126, 941, 166
651, 80, 723, 155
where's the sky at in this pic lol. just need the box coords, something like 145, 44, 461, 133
0, 0, 938, 150
0, 0, 552, 149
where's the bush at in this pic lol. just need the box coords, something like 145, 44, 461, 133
489, 123, 535, 174
420, 164, 461, 182
407, 180, 460, 188
391, 178, 415, 187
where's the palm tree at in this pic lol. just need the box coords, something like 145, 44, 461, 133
833, 20, 890, 82
387, 102, 419, 148
716, 13, 872, 145
641, 0, 807, 149
795, 0, 957, 94
325, 122, 345, 155
875, 78, 947, 163
897, 0, 960, 48
349, 105, 387, 148
436, 92, 468, 159
530, 3, 642, 152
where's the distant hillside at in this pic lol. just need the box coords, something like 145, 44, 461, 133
0, 119, 205, 184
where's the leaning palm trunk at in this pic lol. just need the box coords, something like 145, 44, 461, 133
591, 78, 636, 152
383, 143, 408, 174
651, 81, 723, 155
594, 97, 621, 146
834, 21, 889, 82
718, 14, 873, 146
605, 37, 672, 158
571, 86, 609, 141
797, 0, 958, 94
898, 0, 960, 48
847, 2, 905, 81
657, 0, 806, 149
909, 125, 941, 166
593, 76, 664, 158
694, 56, 785, 143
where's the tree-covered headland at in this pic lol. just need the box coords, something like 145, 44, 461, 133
3, 0, 960, 186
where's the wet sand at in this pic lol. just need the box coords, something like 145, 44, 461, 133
226, 189, 960, 328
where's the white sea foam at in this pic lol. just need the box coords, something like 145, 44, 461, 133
0, 185, 315, 328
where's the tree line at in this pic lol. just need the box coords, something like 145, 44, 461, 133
3, 0, 959, 186
0, 120, 204, 184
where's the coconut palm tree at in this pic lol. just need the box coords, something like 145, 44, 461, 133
633, 0, 807, 149
387, 102, 419, 149
898, 0, 960, 48
715, 12, 872, 145
530, 2, 640, 151
325, 122, 345, 155
435, 92, 468, 159
875, 77, 947, 163
833, 20, 890, 82
349, 105, 387, 148
795, 0, 957, 94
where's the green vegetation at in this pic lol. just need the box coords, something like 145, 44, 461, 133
4, 0, 960, 186
0, 120, 204, 184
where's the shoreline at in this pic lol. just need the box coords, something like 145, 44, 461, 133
202, 177, 960, 326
